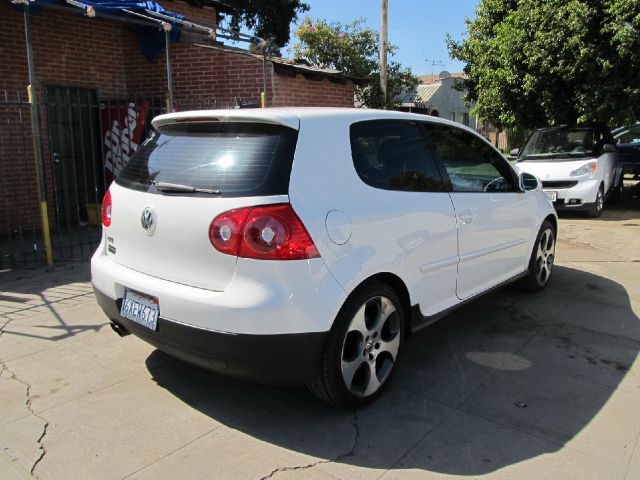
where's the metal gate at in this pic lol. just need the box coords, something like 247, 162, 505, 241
43, 87, 168, 263
0, 86, 259, 271
44, 86, 104, 262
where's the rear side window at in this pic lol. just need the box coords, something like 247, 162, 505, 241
350, 120, 446, 192
115, 122, 298, 197
425, 124, 518, 193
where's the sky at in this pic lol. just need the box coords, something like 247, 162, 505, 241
285, 0, 479, 77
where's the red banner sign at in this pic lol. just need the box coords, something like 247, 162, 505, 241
100, 101, 150, 183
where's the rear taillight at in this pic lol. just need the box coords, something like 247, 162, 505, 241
101, 190, 112, 227
209, 203, 320, 260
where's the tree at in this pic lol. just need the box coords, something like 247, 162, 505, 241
220, 0, 309, 48
447, 0, 640, 129
292, 18, 419, 109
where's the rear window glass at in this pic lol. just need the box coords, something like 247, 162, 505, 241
115, 122, 298, 197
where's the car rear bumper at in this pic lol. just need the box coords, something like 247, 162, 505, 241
91, 242, 344, 335
94, 287, 326, 385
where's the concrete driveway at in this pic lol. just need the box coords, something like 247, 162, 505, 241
1, 198, 639, 480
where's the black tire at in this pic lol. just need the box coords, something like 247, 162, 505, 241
308, 281, 405, 407
587, 186, 604, 218
519, 220, 556, 293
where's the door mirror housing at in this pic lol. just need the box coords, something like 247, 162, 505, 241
509, 148, 520, 157
519, 172, 540, 191
602, 143, 617, 153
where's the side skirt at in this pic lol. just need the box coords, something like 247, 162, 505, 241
409, 270, 528, 333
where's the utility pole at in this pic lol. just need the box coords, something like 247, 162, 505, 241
380, 0, 388, 109
23, 2, 53, 265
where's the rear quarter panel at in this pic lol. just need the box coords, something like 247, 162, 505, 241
288, 114, 459, 320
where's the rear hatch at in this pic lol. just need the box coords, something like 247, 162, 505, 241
106, 113, 299, 291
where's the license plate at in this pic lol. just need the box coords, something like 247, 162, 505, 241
545, 191, 557, 202
121, 289, 159, 331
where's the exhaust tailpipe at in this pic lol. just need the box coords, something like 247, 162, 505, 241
110, 321, 130, 337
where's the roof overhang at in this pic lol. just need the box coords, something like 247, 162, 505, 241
182, 0, 235, 13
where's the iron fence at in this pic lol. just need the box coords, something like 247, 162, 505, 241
0, 86, 260, 272
0, 87, 42, 270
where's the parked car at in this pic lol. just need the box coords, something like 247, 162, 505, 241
511, 124, 623, 218
92, 109, 557, 407
612, 122, 640, 178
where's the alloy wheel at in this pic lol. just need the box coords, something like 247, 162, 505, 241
340, 296, 401, 397
535, 228, 555, 286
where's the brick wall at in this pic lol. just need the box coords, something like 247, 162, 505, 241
172, 41, 268, 107
271, 72, 354, 108
157, 0, 218, 28
124, 36, 267, 107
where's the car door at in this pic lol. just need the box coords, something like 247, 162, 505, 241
615, 124, 640, 176
345, 120, 459, 317
425, 124, 537, 300
594, 126, 617, 193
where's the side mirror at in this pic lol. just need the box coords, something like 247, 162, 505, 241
509, 148, 520, 157
602, 143, 617, 153
519, 172, 540, 191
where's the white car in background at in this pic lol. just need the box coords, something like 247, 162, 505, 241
513, 125, 623, 218
92, 108, 557, 407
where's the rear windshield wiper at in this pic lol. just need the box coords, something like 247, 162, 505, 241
153, 181, 221, 195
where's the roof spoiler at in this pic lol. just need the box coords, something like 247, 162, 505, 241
151, 110, 300, 131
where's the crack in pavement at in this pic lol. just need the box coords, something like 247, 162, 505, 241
257, 410, 360, 480
1, 318, 50, 478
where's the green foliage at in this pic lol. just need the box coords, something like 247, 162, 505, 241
222, 0, 309, 48
447, 0, 640, 128
292, 18, 419, 109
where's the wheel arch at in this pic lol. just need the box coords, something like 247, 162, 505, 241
348, 272, 413, 338
544, 213, 557, 234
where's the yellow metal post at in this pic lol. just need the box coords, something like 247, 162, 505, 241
39, 201, 53, 266
27, 85, 53, 266
261, 92, 265, 108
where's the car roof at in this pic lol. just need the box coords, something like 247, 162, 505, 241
152, 107, 476, 134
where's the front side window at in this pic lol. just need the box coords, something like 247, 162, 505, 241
350, 120, 446, 192
425, 124, 517, 193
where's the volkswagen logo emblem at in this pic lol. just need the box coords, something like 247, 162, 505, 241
140, 207, 156, 234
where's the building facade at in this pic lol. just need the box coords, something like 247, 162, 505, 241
398, 72, 476, 129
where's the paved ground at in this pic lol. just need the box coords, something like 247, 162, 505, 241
1, 188, 640, 480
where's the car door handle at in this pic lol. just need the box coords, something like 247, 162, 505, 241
458, 210, 476, 225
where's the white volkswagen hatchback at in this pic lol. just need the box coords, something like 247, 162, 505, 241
92, 108, 557, 407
